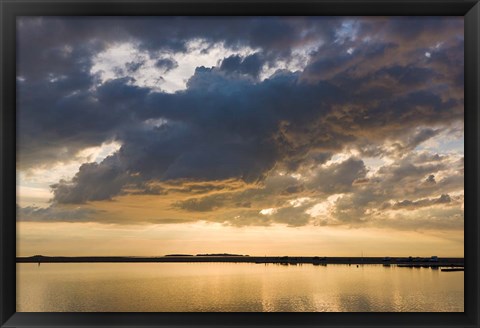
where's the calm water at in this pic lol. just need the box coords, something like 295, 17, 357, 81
17, 263, 463, 312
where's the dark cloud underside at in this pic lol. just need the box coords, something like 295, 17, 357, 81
17, 16, 464, 229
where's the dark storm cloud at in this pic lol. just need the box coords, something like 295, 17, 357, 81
302, 41, 399, 81
17, 16, 340, 80
17, 17, 340, 169
301, 17, 464, 115
356, 16, 463, 46
48, 69, 349, 203
407, 129, 441, 149
220, 53, 264, 78
51, 155, 131, 204
17, 17, 464, 228
17, 77, 148, 169
47, 61, 461, 204
155, 58, 178, 72
380, 65, 440, 86
125, 60, 145, 73
17, 16, 462, 169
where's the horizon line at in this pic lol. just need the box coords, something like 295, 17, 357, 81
16, 254, 465, 258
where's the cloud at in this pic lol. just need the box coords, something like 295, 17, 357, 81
306, 157, 367, 194
220, 53, 264, 78
424, 174, 437, 185
322, 151, 463, 226
173, 194, 227, 212
373, 206, 464, 231
393, 194, 452, 210
47, 63, 462, 212
17, 17, 464, 230
17, 204, 97, 222
17, 17, 462, 170
155, 58, 178, 72
125, 60, 145, 73
51, 155, 131, 204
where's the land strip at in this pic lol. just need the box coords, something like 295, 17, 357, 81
17, 255, 464, 267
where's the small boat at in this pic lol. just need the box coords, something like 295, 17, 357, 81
441, 268, 464, 272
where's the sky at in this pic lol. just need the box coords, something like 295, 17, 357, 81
16, 17, 464, 257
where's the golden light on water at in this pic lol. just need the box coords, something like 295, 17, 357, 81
17, 263, 464, 312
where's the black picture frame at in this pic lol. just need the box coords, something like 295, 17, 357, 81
1, 0, 479, 327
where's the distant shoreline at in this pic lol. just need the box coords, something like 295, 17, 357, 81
16, 255, 464, 267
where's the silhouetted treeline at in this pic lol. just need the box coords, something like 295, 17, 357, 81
195, 253, 248, 257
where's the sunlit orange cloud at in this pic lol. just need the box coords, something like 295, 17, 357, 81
16, 173, 464, 258
87, 178, 263, 225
